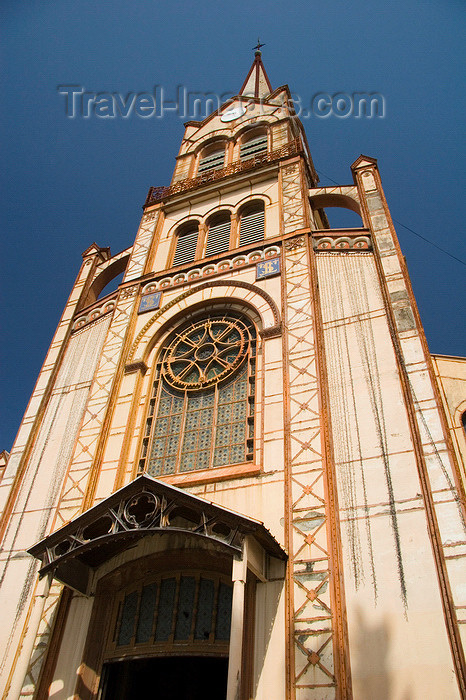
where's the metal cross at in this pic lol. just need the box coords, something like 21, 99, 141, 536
253, 38, 265, 51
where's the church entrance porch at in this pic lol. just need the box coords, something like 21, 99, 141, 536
27, 476, 286, 700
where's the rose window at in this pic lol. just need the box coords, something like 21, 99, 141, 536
140, 313, 256, 476
162, 318, 249, 390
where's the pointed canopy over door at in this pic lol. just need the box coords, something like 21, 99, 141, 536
28, 474, 286, 594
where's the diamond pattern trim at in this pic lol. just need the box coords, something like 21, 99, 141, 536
282, 163, 305, 234
124, 214, 159, 282
283, 238, 337, 698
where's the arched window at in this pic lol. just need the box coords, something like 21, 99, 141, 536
462, 411, 466, 436
238, 201, 265, 246
205, 211, 231, 257
172, 222, 199, 267
140, 312, 256, 476
198, 144, 226, 173
111, 571, 232, 653
240, 130, 268, 161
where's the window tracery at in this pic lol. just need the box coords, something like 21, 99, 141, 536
139, 313, 256, 477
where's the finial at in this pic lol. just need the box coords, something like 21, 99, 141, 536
253, 38, 265, 55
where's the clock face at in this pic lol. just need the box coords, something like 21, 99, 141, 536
220, 105, 246, 122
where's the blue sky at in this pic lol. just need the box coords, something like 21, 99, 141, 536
2, 0, 465, 450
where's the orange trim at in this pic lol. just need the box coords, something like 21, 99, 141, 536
280, 241, 294, 700
157, 463, 261, 487
307, 234, 353, 698
0, 252, 100, 543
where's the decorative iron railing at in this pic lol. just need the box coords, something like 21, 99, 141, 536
144, 139, 303, 208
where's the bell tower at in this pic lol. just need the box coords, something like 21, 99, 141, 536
0, 52, 465, 700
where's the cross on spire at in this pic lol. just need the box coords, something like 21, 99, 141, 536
253, 38, 265, 53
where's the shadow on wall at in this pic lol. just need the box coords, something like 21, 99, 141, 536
253, 579, 284, 697
352, 606, 415, 699
352, 606, 393, 700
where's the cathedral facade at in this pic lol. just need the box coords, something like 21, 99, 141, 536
1, 54, 466, 699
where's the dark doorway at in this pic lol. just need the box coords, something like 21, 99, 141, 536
100, 656, 228, 700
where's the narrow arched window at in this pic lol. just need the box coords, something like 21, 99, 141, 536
238, 201, 265, 247
240, 131, 267, 161
198, 145, 226, 173
172, 223, 199, 267
139, 312, 256, 476
462, 411, 466, 437
205, 211, 231, 257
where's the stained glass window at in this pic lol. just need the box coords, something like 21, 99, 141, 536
113, 574, 232, 652
135, 583, 157, 643
155, 577, 177, 641
215, 583, 233, 640
195, 578, 215, 640
117, 591, 138, 646
140, 313, 256, 476
174, 576, 196, 640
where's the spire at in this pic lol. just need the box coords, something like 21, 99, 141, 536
239, 40, 273, 99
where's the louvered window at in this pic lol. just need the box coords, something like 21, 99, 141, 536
239, 205, 265, 246
240, 134, 268, 161
198, 149, 225, 173
172, 226, 198, 267
205, 215, 231, 257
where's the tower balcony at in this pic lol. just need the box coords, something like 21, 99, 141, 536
144, 139, 303, 208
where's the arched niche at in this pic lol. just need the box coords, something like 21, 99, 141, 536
83, 254, 130, 307
310, 191, 364, 229
310, 192, 361, 215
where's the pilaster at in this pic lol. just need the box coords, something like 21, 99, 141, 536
353, 155, 466, 694
282, 234, 350, 699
